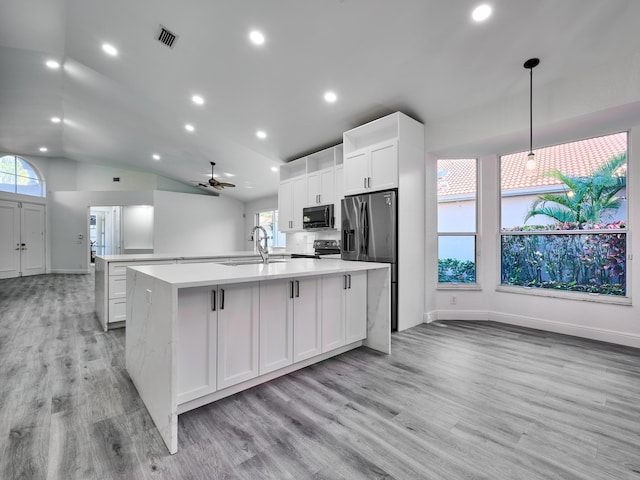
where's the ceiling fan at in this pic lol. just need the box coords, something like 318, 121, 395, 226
196, 162, 236, 190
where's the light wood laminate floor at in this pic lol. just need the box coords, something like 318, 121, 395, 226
1, 273, 640, 479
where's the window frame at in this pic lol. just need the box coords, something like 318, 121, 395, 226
0, 155, 45, 197
254, 209, 286, 249
497, 131, 629, 303
436, 157, 480, 290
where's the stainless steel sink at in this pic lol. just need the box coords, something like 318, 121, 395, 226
221, 259, 289, 266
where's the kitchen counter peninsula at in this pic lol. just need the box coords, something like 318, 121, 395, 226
95, 251, 291, 331
125, 258, 391, 454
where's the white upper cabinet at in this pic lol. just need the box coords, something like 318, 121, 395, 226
307, 168, 335, 206
278, 144, 342, 233
343, 140, 398, 196
278, 175, 306, 232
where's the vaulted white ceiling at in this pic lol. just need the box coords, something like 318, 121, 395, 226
2, 0, 640, 201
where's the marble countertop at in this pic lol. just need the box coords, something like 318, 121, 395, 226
96, 251, 282, 262
129, 258, 389, 289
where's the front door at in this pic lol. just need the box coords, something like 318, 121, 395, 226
0, 200, 45, 279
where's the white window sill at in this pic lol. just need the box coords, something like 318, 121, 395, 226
496, 285, 631, 306
437, 283, 482, 291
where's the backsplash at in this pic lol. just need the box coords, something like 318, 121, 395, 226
286, 230, 340, 253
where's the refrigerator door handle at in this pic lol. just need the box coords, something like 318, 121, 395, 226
363, 201, 369, 256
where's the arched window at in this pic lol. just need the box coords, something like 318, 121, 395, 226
0, 155, 45, 197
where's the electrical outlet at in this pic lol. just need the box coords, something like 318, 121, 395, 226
450, 295, 457, 305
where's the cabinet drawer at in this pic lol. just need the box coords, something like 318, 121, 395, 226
109, 276, 127, 299
108, 260, 176, 275
108, 298, 127, 323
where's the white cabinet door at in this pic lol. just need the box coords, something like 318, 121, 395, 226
319, 168, 335, 205
321, 274, 346, 352
292, 277, 321, 362
217, 282, 260, 389
369, 141, 398, 192
345, 271, 368, 344
307, 172, 321, 206
177, 286, 217, 403
278, 180, 293, 232
291, 175, 307, 231
259, 279, 293, 375
344, 150, 369, 196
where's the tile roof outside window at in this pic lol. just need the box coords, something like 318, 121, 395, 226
437, 132, 627, 197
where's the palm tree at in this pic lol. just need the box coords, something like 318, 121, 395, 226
524, 152, 627, 225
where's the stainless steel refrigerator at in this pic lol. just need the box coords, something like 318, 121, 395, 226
341, 189, 398, 331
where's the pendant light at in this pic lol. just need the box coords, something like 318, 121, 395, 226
524, 58, 540, 173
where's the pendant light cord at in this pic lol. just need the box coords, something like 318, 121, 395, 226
529, 66, 533, 155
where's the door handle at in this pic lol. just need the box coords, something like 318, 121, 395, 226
348, 274, 352, 289
211, 289, 217, 311
363, 177, 367, 189
290, 280, 294, 299
295, 280, 300, 298
220, 289, 225, 309
343, 275, 347, 290
367, 177, 371, 188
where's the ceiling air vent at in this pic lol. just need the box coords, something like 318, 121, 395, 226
157, 25, 178, 49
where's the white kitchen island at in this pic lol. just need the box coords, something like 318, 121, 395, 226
125, 258, 391, 454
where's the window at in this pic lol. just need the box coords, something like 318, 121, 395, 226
255, 210, 286, 248
0, 155, 44, 197
500, 132, 627, 297
437, 158, 477, 284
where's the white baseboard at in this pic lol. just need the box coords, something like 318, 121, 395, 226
49, 269, 90, 274
426, 309, 640, 349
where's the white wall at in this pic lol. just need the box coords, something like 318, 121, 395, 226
153, 190, 245, 254
49, 190, 154, 272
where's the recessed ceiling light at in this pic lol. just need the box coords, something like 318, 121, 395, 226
249, 30, 265, 45
102, 43, 118, 56
185, 124, 195, 132
245, 185, 253, 189
472, 4, 492, 22
270, 167, 278, 172
51, 116, 61, 123
39, 147, 48, 152
192, 95, 204, 105
152, 154, 161, 160
256, 130, 267, 139
324, 91, 337, 103
45, 60, 60, 69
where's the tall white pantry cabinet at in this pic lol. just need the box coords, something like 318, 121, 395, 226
343, 112, 425, 332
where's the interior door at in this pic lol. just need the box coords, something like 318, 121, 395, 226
0, 200, 21, 279
20, 203, 45, 276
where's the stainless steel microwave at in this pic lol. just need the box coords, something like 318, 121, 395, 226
303, 204, 334, 230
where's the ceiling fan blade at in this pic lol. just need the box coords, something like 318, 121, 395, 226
213, 184, 224, 190
197, 183, 209, 188
219, 182, 236, 188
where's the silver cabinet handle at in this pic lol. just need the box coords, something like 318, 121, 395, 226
290, 280, 294, 299
211, 289, 217, 311
348, 274, 352, 289
367, 177, 371, 188
295, 280, 300, 298
220, 289, 225, 309
363, 177, 367, 188
343, 275, 348, 290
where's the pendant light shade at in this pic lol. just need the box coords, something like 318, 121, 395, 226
524, 58, 540, 174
